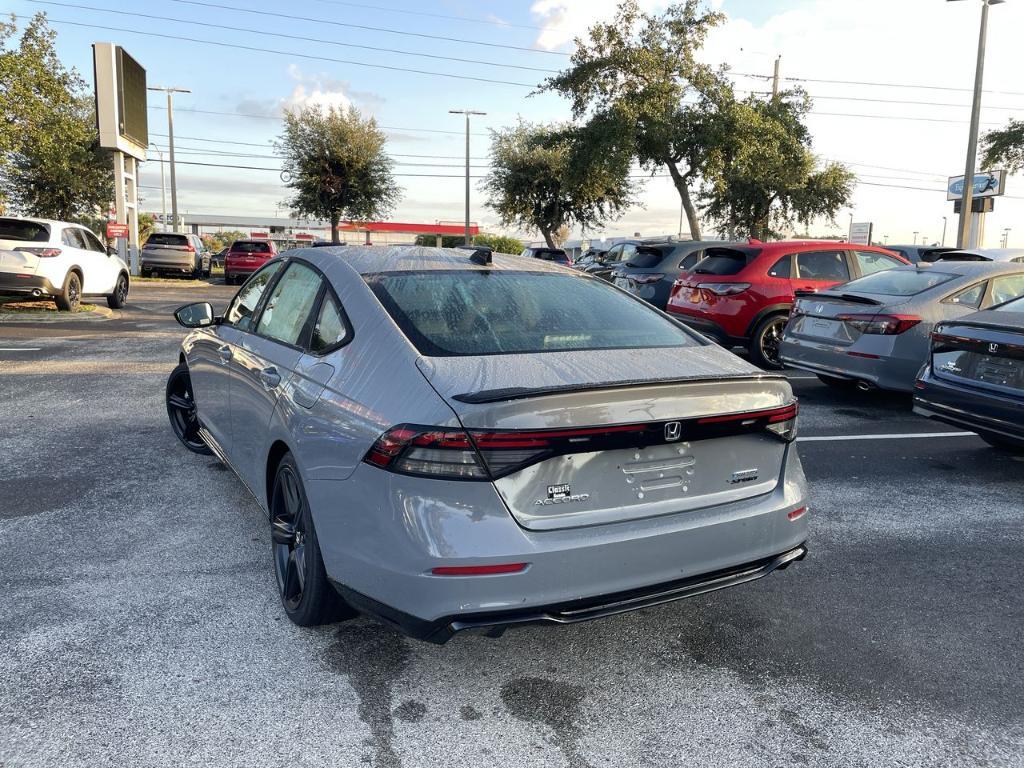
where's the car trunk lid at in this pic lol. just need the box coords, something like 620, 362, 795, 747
790, 291, 905, 346
415, 347, 795, 531
0, 243, 42, 275
931, 315, 1024, 396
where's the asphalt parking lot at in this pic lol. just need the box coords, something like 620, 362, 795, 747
1, 280, 1022, 768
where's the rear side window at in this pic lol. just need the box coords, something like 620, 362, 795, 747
840, 269, 957, 296
147, 233, 189, 247
62, 228, 87, 249
232, 241, 272, 254
310, 294, 349, 353
368, 271, 699, 356
946, 282, 985, 308
625, 247, 667, 269
796, 250, 849, 281
256, 262, 323, 346
995, 295, 1024, 312
679, 251, 703, 271
692, 248, 755, 276
225, 261, 283, 330
854, 250, 903, 276
0, 219, 49, 242
989, 274, 1024, 306
767, 254, 792, 278
80, 229, 106, 253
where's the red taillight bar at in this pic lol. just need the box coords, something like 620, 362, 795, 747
787, 506, 807, 521
472, 423, 647, 449
696, 403, 798, 425
431, 563, 528, 576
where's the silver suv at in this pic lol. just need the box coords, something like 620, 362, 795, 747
142, 232, 211, 278
167, 246, 809, 642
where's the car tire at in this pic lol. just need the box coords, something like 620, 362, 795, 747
270, 452, 356, 627
54, 271, 81, 312
192, 262, 203, 280
165, 363, 213, 455
979, 432, 1024, 454
817, 374, 856, 389
106, 273, 129, 309
141, 267, 152, 278
749, 314, 788, 370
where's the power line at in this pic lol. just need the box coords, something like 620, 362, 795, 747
29, 1, 558, 74
806, 93, 1023, 112
34, 16, 538, 87
167, 0, 568, 56
308, 0, 549, 32
732, 71, 1024, 98
812, 111, 1001, 126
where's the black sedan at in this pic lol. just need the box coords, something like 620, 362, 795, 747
913, 294, 1024, 452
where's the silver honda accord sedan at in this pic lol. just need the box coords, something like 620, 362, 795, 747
167, 246, 808, 643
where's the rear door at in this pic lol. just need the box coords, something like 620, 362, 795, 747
78, 227, 118, 293
225, 260, 324, 494
60, 227, 103, 291
793, 249, 851, 294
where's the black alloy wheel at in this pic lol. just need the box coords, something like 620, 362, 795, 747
165, 363, 212, 455
56, 271, 81, 311
270, 454, 355, 626
107, 273, 129, 309
751, 315, 788, 370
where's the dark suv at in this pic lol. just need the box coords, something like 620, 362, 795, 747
609, 240, 734, 310
521, 246, 571, 266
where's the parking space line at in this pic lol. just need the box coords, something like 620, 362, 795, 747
0, 347, 42, 352
798, 431, 972, 442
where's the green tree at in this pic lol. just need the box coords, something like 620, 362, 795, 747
0, 14, 112, 218
483, 121, 634, 248
700, 92, 855, 241
201, 229, 246, 252
276, 105, 399, 244
541, 0, 726, 240
471, 233, 525, 254
981, 119, 1024, 172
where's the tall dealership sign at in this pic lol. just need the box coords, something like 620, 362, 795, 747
93, 43, 147, 275
947, 170, 1006, 249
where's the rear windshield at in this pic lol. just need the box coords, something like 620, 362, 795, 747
146, 233, 189, 247
0, 218, 49, 242
995, 295, 1024, 312
838, 269, 957, 296
936, 252, 986, 262
625, 246, 670, 269
691, 247, 757, 276
231, 241, 272, 254
368, 271, 700, 356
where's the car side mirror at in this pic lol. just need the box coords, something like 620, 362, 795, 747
174, 302, 216, 328
106, 245, 117, 256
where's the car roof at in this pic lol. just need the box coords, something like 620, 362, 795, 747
887, 261, 1024, 277
291, 244, 571, 276
0, 215, 80, 228
939, 248, 1024, 261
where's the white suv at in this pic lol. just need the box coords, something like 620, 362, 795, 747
0, 217, 130, 311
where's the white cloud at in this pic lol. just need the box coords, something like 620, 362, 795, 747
282, 64, 352, 113
530, 0, 669, 51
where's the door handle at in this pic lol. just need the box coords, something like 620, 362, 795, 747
259, 367, 282, 390
218, 345, 233, 362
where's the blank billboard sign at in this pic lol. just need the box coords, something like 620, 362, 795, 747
116, 48, 148, 148
93, 42, 147, 160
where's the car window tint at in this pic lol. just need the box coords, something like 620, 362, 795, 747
841, 269, 957, 296
679, 251, 703, 270
147, 233, 189, 247
0, 218, 50, 241
796, 250, 849, 281
626, 247, 666, 269
989, 274, 1024, 306
310, 294, 349, 353
368, 271, 700, 357
947, 282, 985, 308
854, 250, 902, 276
81, 229, 106, 253
232, 241, 272, 254
256, 262, 323, 346
225, 261, 283, 331
767, 254, 792, 278
693, 248, 754, 276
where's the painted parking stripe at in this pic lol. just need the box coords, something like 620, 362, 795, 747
798, 431, 972, 442
0, 347, 42, 352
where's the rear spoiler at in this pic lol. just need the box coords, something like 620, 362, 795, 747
453, 373, 787, 405
796, 291, 882, 306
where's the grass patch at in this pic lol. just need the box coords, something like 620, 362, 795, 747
0, 298, 98, 314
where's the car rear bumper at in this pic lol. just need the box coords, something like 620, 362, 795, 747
308, 443, 808, 642
0, 273, 59, 297
669, 313, 742, 346
779, 335, 921, 392
142, 258, 195, 273
913, 366, 1024, 443
334, 543, 807, 644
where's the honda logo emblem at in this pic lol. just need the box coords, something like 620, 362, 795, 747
815, 304, 824, 314
664, 422, 682, 442
989, 342, 1000, 354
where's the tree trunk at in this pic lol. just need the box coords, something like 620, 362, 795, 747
664, 161, 701, 240
539, 226, 556, 249
330, 210, 340, 244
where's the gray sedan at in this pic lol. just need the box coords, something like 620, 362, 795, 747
167, 246, 808, 643
779, 262, 1024, 392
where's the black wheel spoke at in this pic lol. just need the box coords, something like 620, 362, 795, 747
168, 393, 192, 411
282, 552, 300, 601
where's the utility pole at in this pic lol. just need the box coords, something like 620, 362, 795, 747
449, 109, 486, 245
772, 55, 781, 98
150, 144, 168, 232
148, 86, 191, 233
949, 0, 1004, 248
941, 216, 948, 247
913, 231, 919, 245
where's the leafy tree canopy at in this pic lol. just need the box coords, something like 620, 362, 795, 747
981, 119, 1024, 172
414, 232, 525, 254
276, 105, 399, 244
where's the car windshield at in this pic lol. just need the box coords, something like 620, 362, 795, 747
835, 269, 958, 296
368, 270, 700, 356
0, 218, 50, 242
232, 241, 272, 254
995, 295, 1024, 312
146, 233, 189, 247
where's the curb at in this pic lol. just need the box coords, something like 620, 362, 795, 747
0, 304, 114, 324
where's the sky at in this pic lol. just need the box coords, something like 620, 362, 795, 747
6, 0, 1024, 247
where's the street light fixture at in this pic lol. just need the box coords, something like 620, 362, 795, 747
449, 109, 486, 245
148, 86, 191, 233
947, 0, 1005, 249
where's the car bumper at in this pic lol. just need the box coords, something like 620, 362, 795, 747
779, 335, 921, 392
142, 259, 194, 274
670, 313, 742, 346
913, 366, 1024, 444
0, 273, 59, 297
307, 444, 809, 643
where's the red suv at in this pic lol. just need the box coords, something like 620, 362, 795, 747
225, 239, 277, 285
666, 240, 908, 369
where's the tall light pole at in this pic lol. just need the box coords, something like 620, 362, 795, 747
948, 0, 1004, 248
941, 216, 948, 246
1003, 227, 1012, 247
449, 109, 486, 245
149, 144, 168, 231
913, 231, 919, 245
148, 86, 190, 233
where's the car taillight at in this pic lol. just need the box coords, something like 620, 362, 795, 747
697, 402, 799, 442
14, 247, 61, 257
838, 313, 921, 335
631, 273, 664, 284
431, 563, 528, 576
697, 282, 751, 296
184, 244, 195, 252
